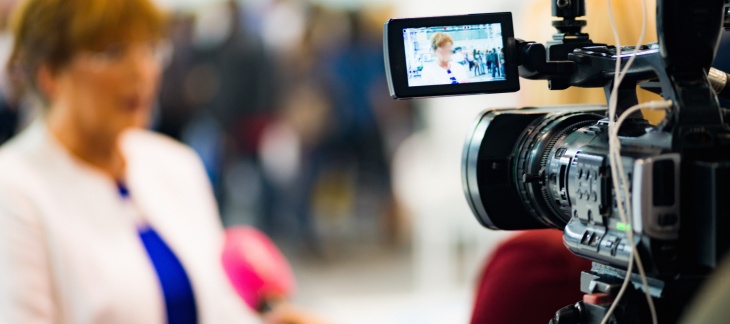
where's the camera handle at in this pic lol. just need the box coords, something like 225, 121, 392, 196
513, 0, 726, 128
516, 0, 597, 89
513, 39, 576, 80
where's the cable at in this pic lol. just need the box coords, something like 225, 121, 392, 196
602, 100, 672, 324
602, 0, 660, 323
606, 101, 671, 323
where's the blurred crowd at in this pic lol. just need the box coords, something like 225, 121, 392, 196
0, 0, 415, 256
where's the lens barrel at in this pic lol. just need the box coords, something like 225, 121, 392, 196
462, 106, 604, 230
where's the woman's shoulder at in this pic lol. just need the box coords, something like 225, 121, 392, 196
0, 149, 33, 192
121, 129, 208, 181
0, 122, 52, 183
421, 62, 434, 73
121, 129, 200, 164
453, 62, 469, 74
421, 62, 441, 77
0, 125, 55, 216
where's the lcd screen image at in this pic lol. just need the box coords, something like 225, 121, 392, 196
403, 24, 505, 87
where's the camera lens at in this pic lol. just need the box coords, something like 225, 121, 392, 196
512, 112, 602, 228
463, 108, 603, 231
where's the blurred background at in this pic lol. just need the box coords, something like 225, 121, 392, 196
0, 0, 659, 323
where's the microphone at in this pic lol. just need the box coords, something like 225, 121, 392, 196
222, 226, 295, 313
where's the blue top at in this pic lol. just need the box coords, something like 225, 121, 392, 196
118, 182, 198, 324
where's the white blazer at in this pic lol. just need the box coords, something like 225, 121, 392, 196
0, 120, 259, 323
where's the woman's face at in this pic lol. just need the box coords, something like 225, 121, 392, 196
434, 42, 453, 63
47, 40, 164, 137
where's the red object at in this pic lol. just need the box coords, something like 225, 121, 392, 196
584, 293, 613, 305
222, 226, 295, 310
234, 115, 273, 153
470, 230, 592, 324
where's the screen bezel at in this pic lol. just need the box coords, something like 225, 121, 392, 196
384, 13, 519, 99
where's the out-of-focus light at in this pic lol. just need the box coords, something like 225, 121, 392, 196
311, 0, 391, 9
154, 0, 396, 12
153, 0, 224, 12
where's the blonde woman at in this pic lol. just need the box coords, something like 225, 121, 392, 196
420, 32, 469, 85
0, 0, 259, 323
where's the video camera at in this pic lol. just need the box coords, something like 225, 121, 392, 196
384, 0, 730, 323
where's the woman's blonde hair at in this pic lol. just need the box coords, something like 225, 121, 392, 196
8, 0, 166, 91
430, 32, 453, 50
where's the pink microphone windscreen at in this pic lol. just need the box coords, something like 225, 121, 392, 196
222, 226, 296, 310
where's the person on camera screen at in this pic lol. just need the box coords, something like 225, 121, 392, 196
420, 32, 469, 85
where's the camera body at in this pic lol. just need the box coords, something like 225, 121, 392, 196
385, 0, 730, 322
